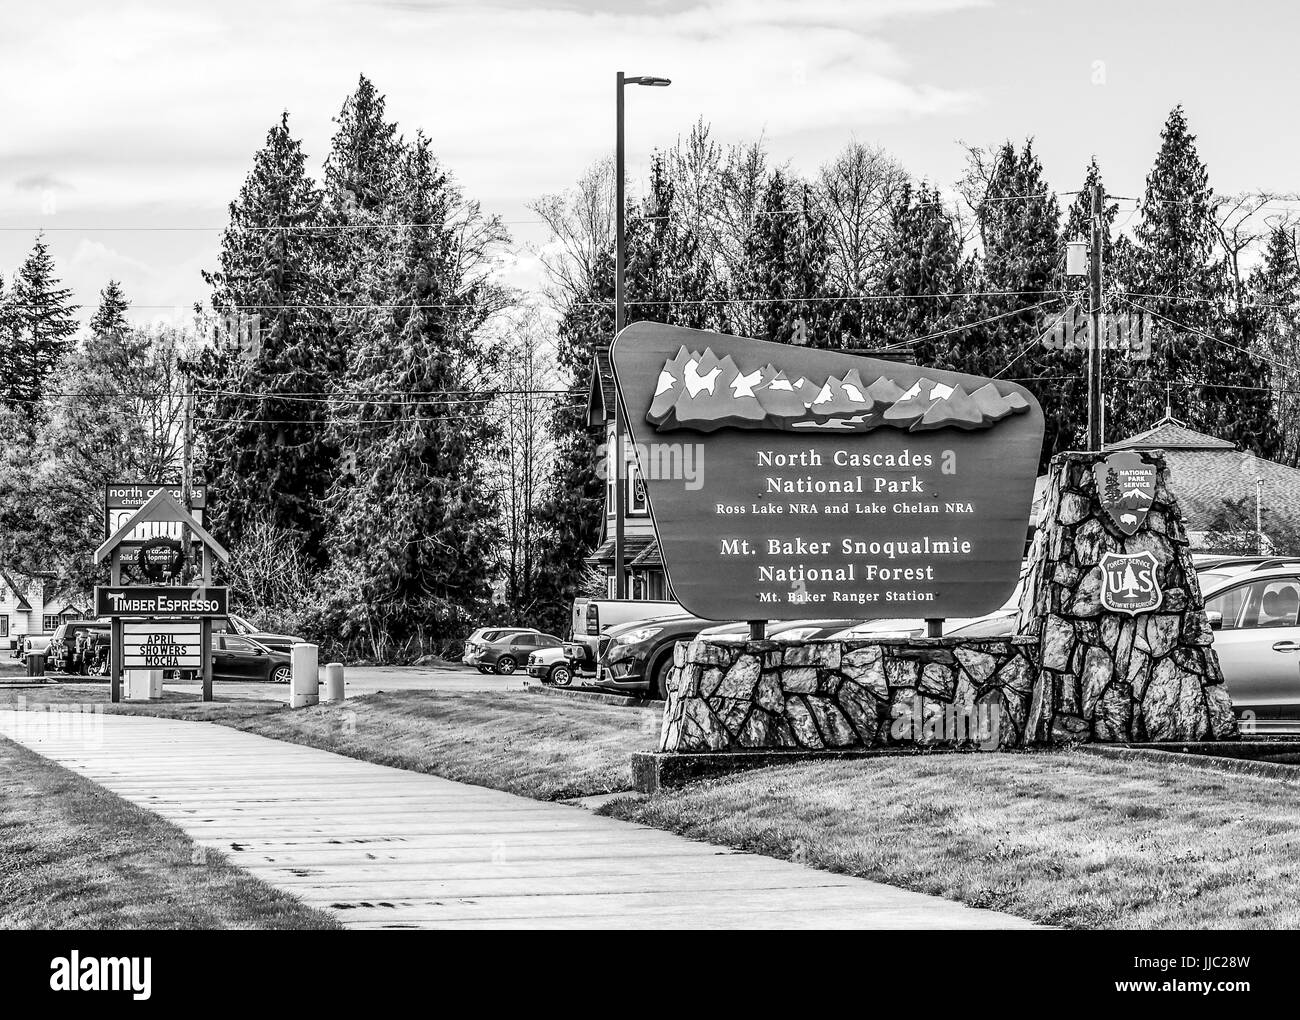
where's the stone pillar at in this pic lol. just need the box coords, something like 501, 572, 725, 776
1017, 450, 1236, 742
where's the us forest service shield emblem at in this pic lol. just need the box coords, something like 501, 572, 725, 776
1093, 451, 1157, 535
1100, 551, 1163, 616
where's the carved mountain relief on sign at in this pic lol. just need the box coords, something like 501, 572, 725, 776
648, 345, 1031, 434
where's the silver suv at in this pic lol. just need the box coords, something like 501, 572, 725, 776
1203, 566, 1300, 731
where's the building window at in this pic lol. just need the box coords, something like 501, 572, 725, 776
628, 462, 649, 516
42, 615, 60, 632
0, 616, 7, 638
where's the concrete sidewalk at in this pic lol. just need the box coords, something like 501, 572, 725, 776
0, 710, 1038, 930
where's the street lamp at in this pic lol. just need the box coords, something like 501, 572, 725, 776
613, 70, 671, 600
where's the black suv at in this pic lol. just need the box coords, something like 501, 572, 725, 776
596, 614, 712, 699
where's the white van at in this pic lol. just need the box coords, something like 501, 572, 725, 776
564, 598, 683, 677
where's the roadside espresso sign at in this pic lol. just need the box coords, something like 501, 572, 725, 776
610, 322, 1045, 621
95, 585, 229, 618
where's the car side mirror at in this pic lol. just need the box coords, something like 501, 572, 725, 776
1206, 610, 1223, 631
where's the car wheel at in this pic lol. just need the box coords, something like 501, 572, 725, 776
495, 656, 517, 676
549, 663, 572, 687
271, 665, 292, 684
649, 653, 674, 700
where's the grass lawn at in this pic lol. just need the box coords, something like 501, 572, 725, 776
600, 751, 1300, 929
1, 684, 661, 801
217, 690, 662, 800
0, 735, 341, 930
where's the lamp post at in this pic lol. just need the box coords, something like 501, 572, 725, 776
612, 71, 670, 599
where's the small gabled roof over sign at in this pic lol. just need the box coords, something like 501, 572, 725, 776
95, 487, 229, 565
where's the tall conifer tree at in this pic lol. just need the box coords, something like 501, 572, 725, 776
193, 113, 336, 560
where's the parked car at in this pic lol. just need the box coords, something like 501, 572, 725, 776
564, 598, 682, 678
211, 634, 293, 683
525, 645, 572, 686
46, 620, 110, 674
1202, 567, 1300, 729
695, 619, 864, 643
596, 614, 711, 699
462, 627, 541, 671
467, 631, 562, 675
217, 613, 304, 655
19, 633, 52, 662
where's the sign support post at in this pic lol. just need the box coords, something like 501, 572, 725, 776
201, 539, 213, 701
110, 547, 122, 704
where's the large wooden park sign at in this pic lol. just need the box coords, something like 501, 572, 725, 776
611, 322, 1045, 622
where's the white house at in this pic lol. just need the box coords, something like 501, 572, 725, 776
0, 569, 92, 653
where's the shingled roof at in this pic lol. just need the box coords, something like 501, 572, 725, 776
1106, 418, 1237, 452
0, 570, 32, 611
1103, 420, 1300, 537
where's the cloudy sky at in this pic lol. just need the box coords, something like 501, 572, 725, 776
2, 0, 1297, 327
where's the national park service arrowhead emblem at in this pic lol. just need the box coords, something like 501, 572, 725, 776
1100, 551, 1163, 616
1094, 451, 1157, 535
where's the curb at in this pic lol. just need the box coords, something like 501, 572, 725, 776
631, 747, 974, 794
529, 685, 664, 709
1077, 743, 1300, 783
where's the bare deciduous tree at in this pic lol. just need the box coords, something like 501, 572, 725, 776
817, 139, 909, 293
529, 157, 616, 308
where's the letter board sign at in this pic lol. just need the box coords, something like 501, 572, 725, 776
122, 621, 202, 669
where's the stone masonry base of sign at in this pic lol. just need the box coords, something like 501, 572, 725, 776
1015, 450, 1236, 744
658, 449, 1237, 753
658, 637, 1038, 752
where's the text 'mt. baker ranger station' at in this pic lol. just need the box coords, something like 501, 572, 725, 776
611, 322, 1045, 623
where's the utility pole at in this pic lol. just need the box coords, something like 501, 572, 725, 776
613, 71, 627, 599
181, 388, 194, 578
1087, 182, 1104, 450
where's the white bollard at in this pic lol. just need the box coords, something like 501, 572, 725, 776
149, 669, 164, 699
324, 662, 345, 702
290, 643, 319, 708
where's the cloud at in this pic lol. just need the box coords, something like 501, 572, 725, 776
0, 0, 985, 313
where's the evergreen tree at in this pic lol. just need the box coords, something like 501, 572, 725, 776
1111, 106, 1277, 453
731, 170, 843, 346
873, 181, 967, 352
320, 75, 405, 362
83, 280, 148, 387
1, 235, 78, 419
1249, 225, 1300, 464
945, 141, 1075, 470
192, 113, 336, 562
35, 283, 150, 586
324, 134, 503, 647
